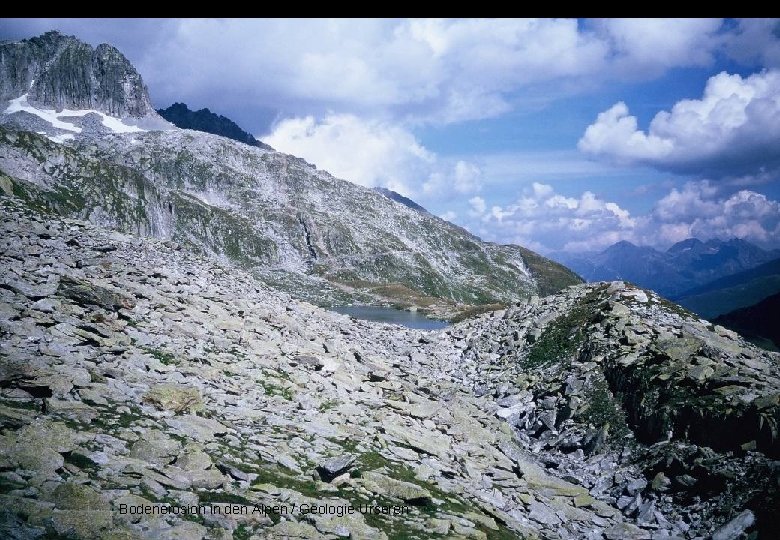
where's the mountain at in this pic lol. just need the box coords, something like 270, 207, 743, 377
0, 32, 580, 320
557, 238, 780, 299
2, 30, 778, 539
157, 102, 272, 149
0, 198, 777, 539
0, 31, 170, 139
675, 257, 780, 319
373, 187, 428, 213
714, 292, 780, 350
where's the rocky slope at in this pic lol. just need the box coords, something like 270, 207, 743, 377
0, 31, 580, 318
1, 197, 778, 539
157, 103, 272, 150
0, 125, 579, 317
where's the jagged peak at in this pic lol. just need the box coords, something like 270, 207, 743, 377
1, 30, 161, 120
157, 101, 271, 149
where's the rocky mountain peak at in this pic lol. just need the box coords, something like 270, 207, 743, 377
157, 102, 272, 149
1, 30, 155, 118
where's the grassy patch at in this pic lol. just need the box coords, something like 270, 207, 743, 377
524, 287, 605, 369
515, 245, 583, 296
233, 524, 252, 540
259, 380, 294, 401
580, 378, 630, 439
451, 303, 506, 323
318, 399, 339, 412
0, 398, 40, 411
145, 347, 178, 366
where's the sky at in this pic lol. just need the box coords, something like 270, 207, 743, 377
2, 18, 780, 255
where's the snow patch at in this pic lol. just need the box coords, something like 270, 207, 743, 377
49, 133, 75, 144
3, 93, 147, 135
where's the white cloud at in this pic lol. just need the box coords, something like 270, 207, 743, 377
150, 18, 614, 124
468, 196, 486, 216
649, 181, 780, 245
464, 182, 637, 252
723, 18, 780, 68
579, 70, 780, 178
5, 18, 778, 129
263, 114, 481, 199
2, 18, 740, 127
593, 19, 722, 76
456, 181, 780, 253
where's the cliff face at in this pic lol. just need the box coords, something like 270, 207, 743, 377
1, 31, 155, 117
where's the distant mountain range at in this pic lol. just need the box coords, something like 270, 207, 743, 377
556, 238, 780, 299
714, 292, 780, 350
157, 102, 271, 149
674, 257, 780, 319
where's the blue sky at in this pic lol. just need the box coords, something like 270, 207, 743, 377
2, 18, 780, 254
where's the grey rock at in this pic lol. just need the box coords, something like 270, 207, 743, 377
711, 510, 755, 540
57, 275, 135, 310
164, 415, 228, 442
0, 31, 160, 119
316, 454, 356, 482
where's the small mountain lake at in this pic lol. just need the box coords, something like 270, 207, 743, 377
332, 305, 450, 330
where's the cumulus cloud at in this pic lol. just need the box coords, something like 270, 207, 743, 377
460, 181, 780, 253
579, 70, 780, 178
723, 18, 780, 68
648, 181, 780, 245
147, 18, 612, 125
1, 18, 760, 129
593, 18, 723, 76
263, 114, 482, 199
464, 182, 637, 252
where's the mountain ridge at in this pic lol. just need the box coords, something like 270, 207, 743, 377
157, 102, 272, 150
673, 257, 780, 319
0, 122, 579, 318
556, 238, 780, 299
0, 31, 581, 318
713, 291, 780, 350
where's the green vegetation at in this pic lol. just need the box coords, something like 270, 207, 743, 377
524, 288, 605, 369
451, 303, 506, 323
259, 379, 294, 401
232, 524, 252, 540
580, 378, 630, 439
145, 347, 178, 366
318, 399, 339, 412
515, 245, 582, 296
0, 398, 40, 411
